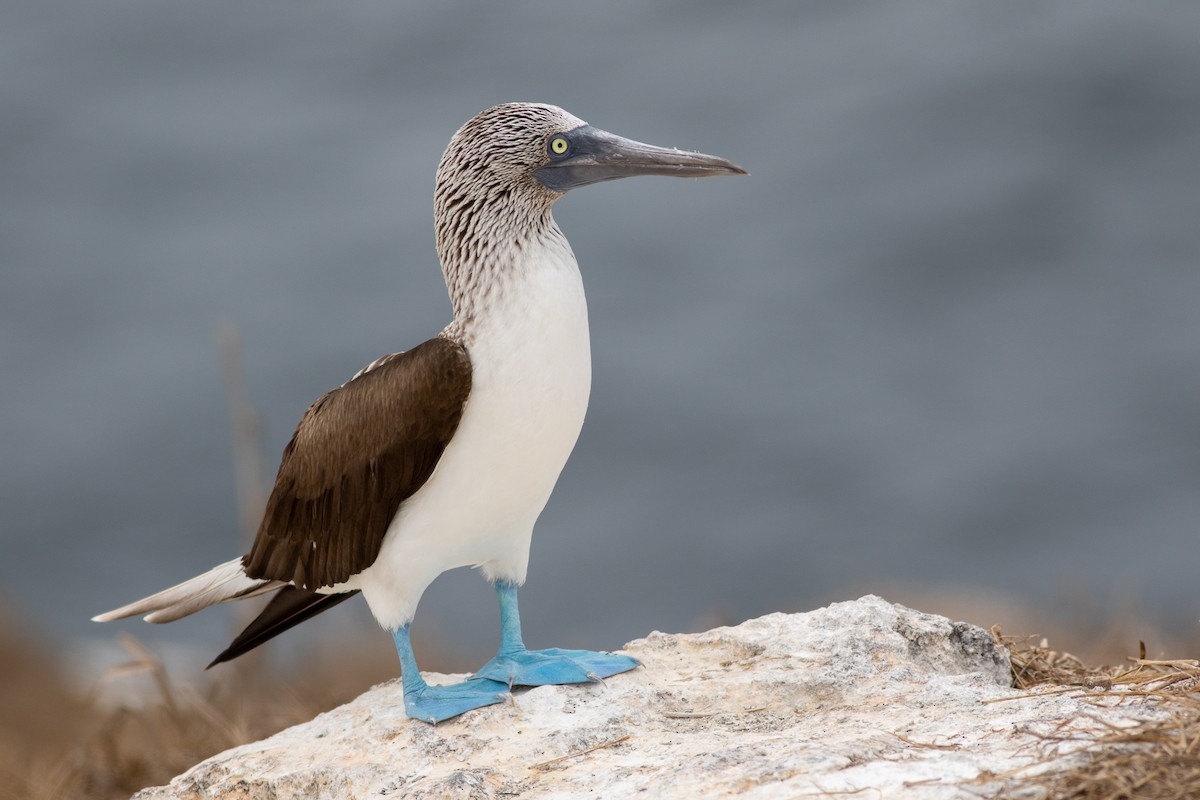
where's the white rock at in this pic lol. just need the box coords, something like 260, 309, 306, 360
132, 596, 1154, 799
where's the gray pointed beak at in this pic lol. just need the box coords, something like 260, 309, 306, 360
533, 124, 747, 192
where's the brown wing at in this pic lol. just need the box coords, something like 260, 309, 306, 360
242, 335, 472, 590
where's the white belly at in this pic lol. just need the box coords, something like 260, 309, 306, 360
353, 246, 591, 630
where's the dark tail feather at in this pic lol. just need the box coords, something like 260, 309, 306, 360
207, 586, 360, 668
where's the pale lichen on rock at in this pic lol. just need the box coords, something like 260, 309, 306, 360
132, 596, 1160, 799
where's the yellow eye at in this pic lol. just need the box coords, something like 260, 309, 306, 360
549, 136, 570, 156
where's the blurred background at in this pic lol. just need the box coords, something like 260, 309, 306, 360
3, 3, 1200, 784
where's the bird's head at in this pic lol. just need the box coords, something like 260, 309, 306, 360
436, 102, 746, 210
434, 103, 746, 294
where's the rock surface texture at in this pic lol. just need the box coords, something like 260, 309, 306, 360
133, 596, 1158, 799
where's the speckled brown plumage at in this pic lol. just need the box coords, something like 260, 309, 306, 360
434, 104, 574, 336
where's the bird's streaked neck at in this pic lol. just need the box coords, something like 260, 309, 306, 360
435, 183, 574, 332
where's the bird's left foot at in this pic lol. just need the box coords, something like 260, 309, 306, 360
474, 647, 640, 687
402, 676, 511, 724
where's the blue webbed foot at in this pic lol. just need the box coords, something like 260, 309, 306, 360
392, 624, 509, 724
475, 647, 640, 687
478, 582, 641, 688
402, 676, 510, 724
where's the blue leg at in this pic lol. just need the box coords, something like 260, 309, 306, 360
391, 625, 509, 724
473, 582, 640, 687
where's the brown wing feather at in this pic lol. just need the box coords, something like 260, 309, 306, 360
242, 335, 472, 590
206, 587, 359, 668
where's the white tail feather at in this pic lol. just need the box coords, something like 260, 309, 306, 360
92, 558, 284, 624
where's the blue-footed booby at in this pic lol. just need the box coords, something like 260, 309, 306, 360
94, 103, 746, 724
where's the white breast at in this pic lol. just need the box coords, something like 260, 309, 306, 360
353, 233, 591, 631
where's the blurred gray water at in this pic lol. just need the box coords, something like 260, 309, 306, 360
3, 1, 1200, 673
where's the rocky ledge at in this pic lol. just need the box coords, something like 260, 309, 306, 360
133, 596, 1159, 799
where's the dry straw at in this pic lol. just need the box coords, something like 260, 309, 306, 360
990, 628, 1200, 799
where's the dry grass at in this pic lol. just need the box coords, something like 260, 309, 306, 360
993, 628, 1125, 691
991, 629, 1200, 799
0, 613, 400, 800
